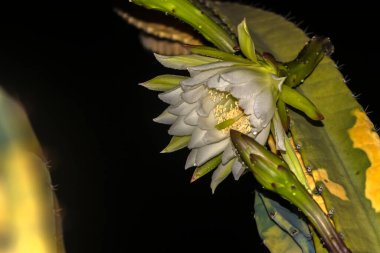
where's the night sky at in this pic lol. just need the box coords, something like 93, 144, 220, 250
0, 1, 378, 252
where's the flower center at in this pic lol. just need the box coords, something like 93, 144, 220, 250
208, 89, 252, 134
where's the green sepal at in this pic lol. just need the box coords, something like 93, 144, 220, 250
277, 98, 289, 132
189, 45, 251, 64
280, 85, 324, 121
237, 19, 257, 62
161, 135, 191, 153
140, 75, 186, 91
191, 154, 222, 182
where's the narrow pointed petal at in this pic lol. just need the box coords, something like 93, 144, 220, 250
181, 67, 229, 89
238, 95, 256, 116
167, 101, 198, 116
191, 154, 222, 183
181, 85, 206, 104
168, 116, 195, 136
153, 109, 177, 124
222, 141, 236, 164
155, 54, 219, 70
161, 135, 191, 153
195, 138, 229, 166
237, 19, 257, 62
197, 112, 217, 130
188, 128, 207, 149
206, 74, 231, 91
197, 95, 218, 117
232, 159, 244, 180
140, 74, 186, 91
253, 89, 275, 124
188, 128, 227, 149
220, 68, 258, 84
185, 149, 198, 169
188, 61, 237, 76
184, 108, 199, 126
203, 129, 228, 144
272, 111, 286, 151
211, 158, 235, 193
158, 87, 183, 106
255, 123, 271, 145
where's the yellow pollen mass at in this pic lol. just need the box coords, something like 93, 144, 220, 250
209, 89, 252, 134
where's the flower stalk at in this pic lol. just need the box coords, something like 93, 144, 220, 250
230, 130, 352, 253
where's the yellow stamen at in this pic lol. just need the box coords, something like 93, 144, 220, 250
209, 89, 252, 134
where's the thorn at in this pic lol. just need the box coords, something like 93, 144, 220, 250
328, 208, 335, 218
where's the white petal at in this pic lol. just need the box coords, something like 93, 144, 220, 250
220, 68, 259, 83
255, 123, 271, 145
155, 54, 219, 70
184, 108, 199, 126
253, 89, 275, 125
188, 128, 207, 149
197, 112, 217, 130
230, 82, 264, 99
204, 129, 228, 144
181, 85, 206, 104
197, 95, 216, 117
185, 149, 198, 169
248, 113, 264, 131
168, 116, 195, 136
158, 87, 183, 106
206, 74, 231, 91
153, 109, 177, 125
189, 129, 228, 149
195, 138, 229, 166
210, 158, 235, 194
181, 67, 228, 89
222, 141, 236, 164
168, 101, 198, 116
232, 159, 245, 180
238, 96, 256, 115
273, 111, 286, 151
188, 61, 236, 76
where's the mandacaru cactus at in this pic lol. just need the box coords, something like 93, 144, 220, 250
0, 89, 65, 253
118, 1, 380, 252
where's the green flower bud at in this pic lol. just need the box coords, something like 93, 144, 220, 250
230, 130, 352, 253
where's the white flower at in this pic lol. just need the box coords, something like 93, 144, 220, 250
141, 19, 287, 193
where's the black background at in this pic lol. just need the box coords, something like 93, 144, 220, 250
0, 1, 378, 252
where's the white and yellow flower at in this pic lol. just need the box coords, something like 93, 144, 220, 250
141, 20, 317, 192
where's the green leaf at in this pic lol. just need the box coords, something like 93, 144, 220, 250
214, 2, 380, 252
161, 135, 190, 153
141, 74, 186, 91
257, 192, 316, 253
254, 192, 303, 253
